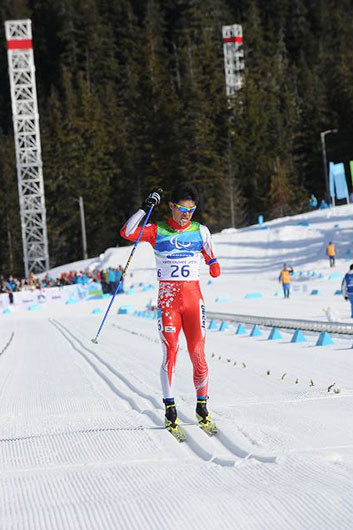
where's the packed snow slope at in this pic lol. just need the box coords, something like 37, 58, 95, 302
1, 204, 353, 530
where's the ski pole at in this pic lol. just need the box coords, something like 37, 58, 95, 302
91, 190, 162, 344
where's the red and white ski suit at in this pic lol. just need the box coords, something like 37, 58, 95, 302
120, 209, 221, 400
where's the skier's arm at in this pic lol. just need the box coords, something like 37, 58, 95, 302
200, 225, 221, 278
342, 276, 348, 300
120, 190, 161, 245
120, 209, 157, 245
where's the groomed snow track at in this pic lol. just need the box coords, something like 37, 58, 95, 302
50, 318, 275, 467
1, 314, 353, 529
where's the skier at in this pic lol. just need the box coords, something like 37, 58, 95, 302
342, 264, 353, 317
326, 241, 336, 267
120, 184, 221, 437
278, 263, 294, 298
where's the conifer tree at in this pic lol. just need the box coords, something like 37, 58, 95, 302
0, 134, 22, 275
0, 0, 352, 273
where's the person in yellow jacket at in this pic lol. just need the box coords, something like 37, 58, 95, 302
326, 241, 336, 267
279, 264, 294, 298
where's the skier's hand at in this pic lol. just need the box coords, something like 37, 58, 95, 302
345, 296, 348, 301
209, 260, 221, 278
142, 191, 161, 211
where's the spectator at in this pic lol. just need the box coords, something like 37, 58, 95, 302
326, 241, 336, 268
108, 267, 116, 294
342, 264, 353, 317
278, 263, 294, 299
1, 277, 14, 304
0, 264, 126, 301
319, 199, 329, 209
115, 266, 124, 293
309, 194, 318, 209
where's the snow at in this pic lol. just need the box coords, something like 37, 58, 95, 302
1, 204, 353, 529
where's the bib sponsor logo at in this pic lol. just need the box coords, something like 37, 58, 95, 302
200, 301, 206, 328
165, 326, 176, 333
166, 252, 194, 259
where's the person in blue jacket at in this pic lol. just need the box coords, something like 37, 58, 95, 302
309, 194, 318, 209
115, 267, 124, 293
108, 267, 116, 294
342, 264, 353, 317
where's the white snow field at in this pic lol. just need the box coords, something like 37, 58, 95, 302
1, 204, 353, 530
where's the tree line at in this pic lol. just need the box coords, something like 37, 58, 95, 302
0, 0, 352, 275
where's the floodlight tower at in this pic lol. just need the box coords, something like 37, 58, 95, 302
5, 19, 49, 276
222, 24, 244, 96
222, 24, 245, 227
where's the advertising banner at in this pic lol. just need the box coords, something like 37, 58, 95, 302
1, 282, 104, 313
332, 162, 348, 200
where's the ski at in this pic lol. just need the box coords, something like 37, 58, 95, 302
199, 421, 218, 436
197, 416, 218, 436
166, 424, 186, 442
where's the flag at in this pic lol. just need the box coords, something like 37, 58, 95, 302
332, 162, 348, 200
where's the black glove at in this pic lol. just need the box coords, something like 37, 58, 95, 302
345, 296, 349, 301
142, 190, 161, 211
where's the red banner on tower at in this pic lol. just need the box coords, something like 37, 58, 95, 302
7, 39, 33, 50
222, 36, 243, 44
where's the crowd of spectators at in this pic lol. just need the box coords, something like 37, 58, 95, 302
0, 266, 124, 303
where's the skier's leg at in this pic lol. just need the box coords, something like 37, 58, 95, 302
181, 285, 208, 399
348, 295, 353, 318
157, 282, 183, 400
182, 283, 217, 432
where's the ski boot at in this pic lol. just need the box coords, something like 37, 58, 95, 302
163, 398, 185, 442
196, 399, 218, 435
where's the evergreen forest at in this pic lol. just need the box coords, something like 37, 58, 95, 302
0, 0, 352, 275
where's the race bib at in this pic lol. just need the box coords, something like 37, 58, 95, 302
154, 221, 204, 281
155, 254, 201, 281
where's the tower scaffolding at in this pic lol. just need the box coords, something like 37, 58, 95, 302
222, 24, 244, 96
5, 19, 49, 276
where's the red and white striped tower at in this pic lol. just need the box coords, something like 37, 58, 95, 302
222, 24, 244, 96
5, 19, 49, 275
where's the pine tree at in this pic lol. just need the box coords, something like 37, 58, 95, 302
0, 134, 22, 275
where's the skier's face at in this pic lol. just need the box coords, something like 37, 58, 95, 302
169, 200, 196, 226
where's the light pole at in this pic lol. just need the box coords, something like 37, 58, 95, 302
75, 196, 88, 260
320, 129, 338, 204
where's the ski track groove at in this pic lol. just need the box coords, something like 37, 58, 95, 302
87, 318, 277, 463
0, 331, 14, 356
50, 318, 238, 466
51, 317, 276, 467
